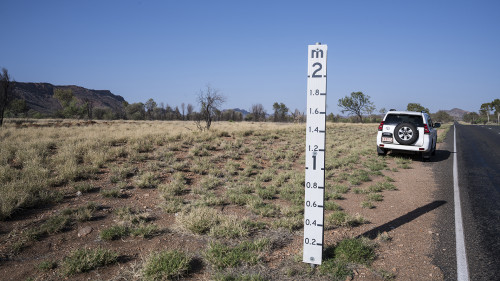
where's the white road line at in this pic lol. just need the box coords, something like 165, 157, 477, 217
454, 125, 470, 281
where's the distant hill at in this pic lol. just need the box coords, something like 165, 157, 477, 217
441, 108, 469, 120
11, 82, 125, 116
231, 108, 250, 117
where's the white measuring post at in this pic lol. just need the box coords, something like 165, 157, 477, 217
303, 43, 327, 265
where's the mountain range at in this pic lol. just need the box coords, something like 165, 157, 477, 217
10, 82, 470, 120
11, 82, 125, 115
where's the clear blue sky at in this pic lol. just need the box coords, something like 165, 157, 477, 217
2, 0, 499, 115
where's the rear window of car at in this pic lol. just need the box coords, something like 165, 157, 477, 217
384, 114, 424, 126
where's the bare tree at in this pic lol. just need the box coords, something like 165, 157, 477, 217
292, 108, 305, 123
0, 68, 12, 127
251, 103, 266, 122
181, 103, 185, 120
187, 104, 193, 120
195, 85, 225, 130
83, 98, 93, 119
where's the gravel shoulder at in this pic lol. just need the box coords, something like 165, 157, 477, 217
348, 150, 448, 280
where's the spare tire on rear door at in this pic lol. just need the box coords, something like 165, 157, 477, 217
394, 122, 419, 145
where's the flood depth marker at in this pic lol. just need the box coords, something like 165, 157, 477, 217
303, 42, 327, 266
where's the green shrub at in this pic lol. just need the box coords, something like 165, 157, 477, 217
62, 248, 117, 276
324, 201, 342, 211
136, 172, 159, 188
204, 239, 269, 269
361, 201, 375, 209
38, 260, 57, 271
256, 186, 277, 200
100, 225, 129, 241
209, 216, 252, 238
131, 224, 159, 239
272, 215, 303, 231
141, 250, 191, 280
334, 238, 376, 265
326, 211, 366, 228
367, 193, 383, 202
100, 188, 121, 198
177, 207, 220, 235
73, 183, 95, 193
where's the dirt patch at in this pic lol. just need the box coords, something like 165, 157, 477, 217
348, 155, 445, 280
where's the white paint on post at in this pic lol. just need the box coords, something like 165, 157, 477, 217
303, 43, 327, 265
453, 125, 470, 281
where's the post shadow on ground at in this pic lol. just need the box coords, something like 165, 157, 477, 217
358, 200, 447, 239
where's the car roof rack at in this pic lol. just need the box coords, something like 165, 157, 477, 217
389, 109, 397, 111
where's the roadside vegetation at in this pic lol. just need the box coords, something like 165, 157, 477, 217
0, 120, 449, 280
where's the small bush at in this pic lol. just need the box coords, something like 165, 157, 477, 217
367, 193, 384, 202
226, 191, 252, 206
395, 157, 412, 169
200, 192, 226, 206
334, 238, 376, 265
319, 259, 351, 280
177, 207, 220, 235
324, 201, 342, 211
352, 187, 369, 194
62, 248, 117, 276
361, 201, 375, 209
204, 239, 269, 269
209, 216, 252, 238
136, 172, 159, 188
141, 250, 191, 280
197, 175, 223, 191
326, 211, 366, 228
320, 238, 376, 279
248, 199, 280, 217
38, 260, 57, 271
100, 225, 129, 241
272, 215, 303, 231
332, 184, 349, 194
256, 186, 277, 200
73, 183, 95, 193
163, 198, 184, 213
100, 188, 122, 198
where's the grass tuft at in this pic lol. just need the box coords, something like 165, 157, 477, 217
100, 225, 129, 241
204, 239, 269, 269
177, 207, 220, 235
326, 211, 366, 228
141, 250, 191, 281
62, 247, 117, 276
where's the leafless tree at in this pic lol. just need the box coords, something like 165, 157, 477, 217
181, 103, 185, 120
0, 68, 12, 127
195, 85, 225, 131
292, 108, 305, 123
187, 103, 193, 120
251, 103, 266, 122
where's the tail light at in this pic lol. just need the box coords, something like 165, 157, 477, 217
378, 121, 384, 131
424, 124, 430, 134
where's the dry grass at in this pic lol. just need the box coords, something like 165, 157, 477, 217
0, 119, 449, 280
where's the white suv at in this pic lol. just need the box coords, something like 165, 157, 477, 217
376, 110, 440, 160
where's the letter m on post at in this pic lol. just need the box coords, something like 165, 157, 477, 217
311, 49, 324, 58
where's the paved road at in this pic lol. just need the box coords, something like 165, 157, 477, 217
432, 123, 500, 280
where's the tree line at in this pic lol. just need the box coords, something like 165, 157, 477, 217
2, 68, 498, 128
462, 99, 500, 124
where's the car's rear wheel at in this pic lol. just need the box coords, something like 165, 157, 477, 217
394, 123, 419, 145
